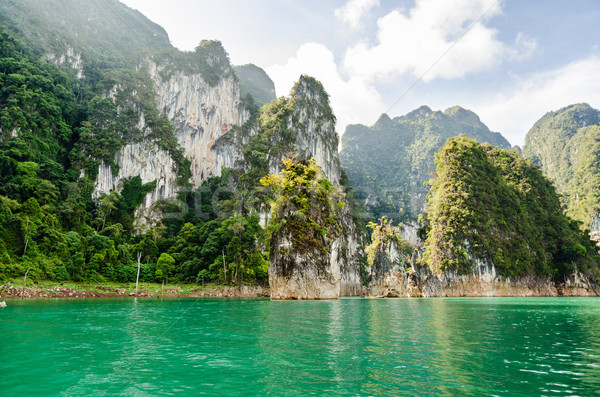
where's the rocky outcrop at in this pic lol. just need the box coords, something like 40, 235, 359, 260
267, 76, 342, 185
148, 60, 250, 186
367, 243, 600, 297
337, 209, 363, 297
266, 77, 362, 299
93, 59, 250, 228
369, 268, 599, 297
46, 46, 84, 78
93, 140, 178, 229
591, 215, 600, 245
270, 235, 341, 300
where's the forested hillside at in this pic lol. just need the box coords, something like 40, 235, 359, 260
0, 1, 284, 285
340, 105, 511, 227
524, 103, 600, 238
234, 64, 276, 106
0, 20, 272, 283
421, 136, 599, 279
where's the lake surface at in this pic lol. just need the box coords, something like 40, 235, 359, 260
1, 297, 599, 396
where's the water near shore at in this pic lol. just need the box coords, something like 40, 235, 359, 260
2, 297, 599, 395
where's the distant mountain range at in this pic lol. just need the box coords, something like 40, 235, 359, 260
340, 105, 511, 231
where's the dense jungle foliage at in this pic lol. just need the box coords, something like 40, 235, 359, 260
0, 7, 272, 285
421, 136, 600, 279
260, 158, 343, 255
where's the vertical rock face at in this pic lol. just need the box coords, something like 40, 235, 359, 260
269, 204, 362, 299
367, 242, 599, 297
148, 61, 250, 185
46, 46, 84, 78
269, 231, 341, 300
268, 77, 342, 185
93, 141, 178, 229
266, 76, 362, 298
93, 60, 250, 228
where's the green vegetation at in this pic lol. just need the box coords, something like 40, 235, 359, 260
340, 105, 511, 225
365, 218, 413, 269
0, 4, 269, 286
0, 0, 171, 71
261, 158, 343, 254
155, 40, 235, 86
421, 136, 599, 279
523, 103, 600, 230
234, 64, 277, 106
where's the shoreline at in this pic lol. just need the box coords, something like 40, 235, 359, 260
0, 283, 270, 300
2, 275, 599, 300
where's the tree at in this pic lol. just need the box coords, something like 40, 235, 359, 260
156, 252, 175, 283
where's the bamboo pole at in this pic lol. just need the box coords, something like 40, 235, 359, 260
135, 251, 142, 295
22, 268, 30, 300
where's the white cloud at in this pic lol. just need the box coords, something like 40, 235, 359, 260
334, 0, 379, 29
343, 0, 528, 82
470, 56, 600, 147
266, 43, 385, 136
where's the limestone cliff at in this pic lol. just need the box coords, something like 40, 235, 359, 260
148, 60, 250, 185
46, 46, 84, 78
262, 77, 362, 298
93, 141, 178, 229
366, 217, 598, 298
368, 255, 599, 297
265, 76, 342, 185
92, 54, 250, 227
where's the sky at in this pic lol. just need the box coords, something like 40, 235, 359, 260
121, 0, 600, 147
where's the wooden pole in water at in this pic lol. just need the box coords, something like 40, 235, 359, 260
222, 249, 226, 283
22, 268, 30, 300
135, 251, 142, 295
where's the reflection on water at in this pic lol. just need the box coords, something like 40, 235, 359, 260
1, 297, 599, 395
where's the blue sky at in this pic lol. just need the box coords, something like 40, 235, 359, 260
121, 0, 600, 147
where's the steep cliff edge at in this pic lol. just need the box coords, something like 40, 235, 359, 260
148, 53, 250, 186
92, 42, 250, 228
258, 76, 362, 298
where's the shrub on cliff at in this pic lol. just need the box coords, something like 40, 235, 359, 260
260, 157, 344, 254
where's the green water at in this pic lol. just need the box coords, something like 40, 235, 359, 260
1, 297, 599, 396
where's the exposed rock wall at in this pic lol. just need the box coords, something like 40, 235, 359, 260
270, 235, 341, 300
93, 141, 178, 229
368, 247, 599, 297
266, 77, 362, 298
93, 61, 250, 228
369, 269, 599, 297
148, 61, 249, 185
268, 78, 341, 185
591, 215, 600, 245
46, 46, 84, 78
